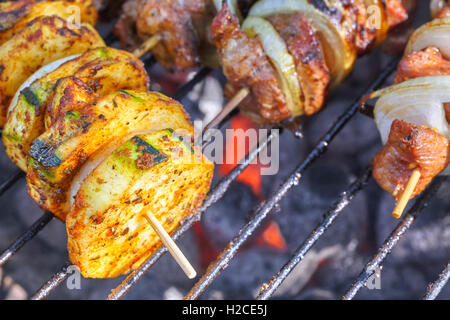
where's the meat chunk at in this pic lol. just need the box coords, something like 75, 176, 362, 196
373, 120, 450, 200
115, 0, 215, 72
136, 0, 200, 71
385, 0, 410, 29
211, 3, 290, 123
395, 47, 450, 83
267, 13, 330, 116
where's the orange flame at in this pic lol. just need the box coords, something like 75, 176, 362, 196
253, 221, 287, 252
219, 114, 263, 198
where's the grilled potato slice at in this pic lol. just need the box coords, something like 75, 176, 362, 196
0, 0, 98, 45
3, 47, 150, 171
0, 15, 105, 126
67, 129, 214, 278
27, 90, 194, 220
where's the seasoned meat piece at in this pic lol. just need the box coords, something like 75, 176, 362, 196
136, 0, 200, 71
394, 46, 450, 122
113, 0, 143, 51
116, 0, 215, 71
268, 12, 330, 116
373, 120, 450, 200
395, 47, 450, 83
386, 0, 410, 28
211, 3, 290, 123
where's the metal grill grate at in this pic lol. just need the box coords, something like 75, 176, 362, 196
0, 21, 449, 301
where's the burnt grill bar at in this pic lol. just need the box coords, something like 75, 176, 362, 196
0, 169, 24, 197
0, 212, 53, 267
183, 59, 398, 300
256, 166, 373, 300
423, 261, 450, 300
30, 262, 72, 300
342, 177, 448, 300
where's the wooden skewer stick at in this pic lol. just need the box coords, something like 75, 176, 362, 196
144, 213, 197, 279
132, 35, 160, 59
131, 34, 198, 279
392, 168, 421, 219
204, 87, 250, 132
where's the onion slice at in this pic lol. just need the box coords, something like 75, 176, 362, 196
213, 0, 243, 21
372, 76, 450, 175
248, 0, 356, 87
8, 54, 81, 115
405, 17, 450, 60
242, 16, 304, 116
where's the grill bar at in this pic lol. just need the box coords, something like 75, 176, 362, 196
30, 262, 72, 300
107, 130, 276, 300
0, 212, 53, 267
0, 169, 24, 197
342, 177, 447, 300
423, 261, 450, 300
184, 58, 398, 300
257, 166, 373, 300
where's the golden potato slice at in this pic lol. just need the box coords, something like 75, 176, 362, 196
67, 129, 213, 278
3, 47, 150, 171
0, 0, 98, 45
0, 15, 105, 126
27, 90, 193, 220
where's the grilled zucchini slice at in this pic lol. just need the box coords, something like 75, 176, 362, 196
3, 47, 150, 171
67, 129, 213, 278
27, 90, 194, 220
0, 15, 105, 126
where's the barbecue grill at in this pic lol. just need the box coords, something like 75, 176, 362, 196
0, 1, 449, 300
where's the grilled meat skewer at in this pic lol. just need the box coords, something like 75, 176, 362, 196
370, 2, 450, 211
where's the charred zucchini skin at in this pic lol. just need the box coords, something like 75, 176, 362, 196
26, 90, 194, 220
3, 47, 150, 171
67, 129, 214, 278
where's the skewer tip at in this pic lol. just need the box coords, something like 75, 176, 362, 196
392, 168, 421, 219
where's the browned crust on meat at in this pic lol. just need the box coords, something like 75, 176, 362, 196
136, 0, 200, 71
268, 12, 330, 116
373, 120, 450, 200
211, 3, 290, 123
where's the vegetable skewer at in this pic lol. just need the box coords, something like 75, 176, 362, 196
0, 0, 214, 279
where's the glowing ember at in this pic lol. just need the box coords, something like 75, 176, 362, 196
219, 114, 263, 198
252, 221, 287, 252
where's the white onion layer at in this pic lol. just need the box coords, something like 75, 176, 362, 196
248, 0, 355, 87
405, 18, 450, 60
8, 54, 81, 115
242, 16, 303, 116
